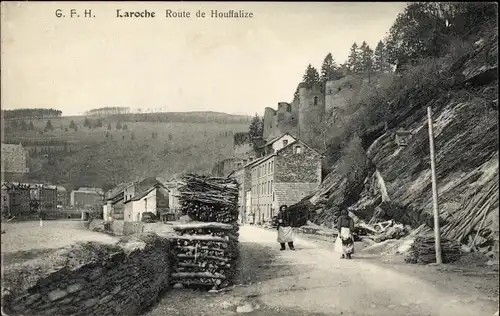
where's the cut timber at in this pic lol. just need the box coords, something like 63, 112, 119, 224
171, 272, 226, 279
176, 254, 229, 262
171, 234, 229, 242
173, 222, 234, 231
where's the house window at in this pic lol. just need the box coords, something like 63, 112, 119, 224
286, 104, 292, 112
295, 146, 302, 154
283, 140, 288, 147
314, 96, 318, 105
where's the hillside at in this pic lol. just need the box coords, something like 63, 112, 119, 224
304, 24, 498, 249
3, 112, 251, 190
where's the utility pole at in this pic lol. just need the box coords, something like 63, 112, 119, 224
427, 106, 442, 264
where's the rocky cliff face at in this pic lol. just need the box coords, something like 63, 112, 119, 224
308, 28, 498, 250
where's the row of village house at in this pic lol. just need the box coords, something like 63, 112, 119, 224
1, 183, 106, 217
1, 178, 182, 222
102, 177, 181, 223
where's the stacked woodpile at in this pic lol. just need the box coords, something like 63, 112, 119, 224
405, 236, 461, 264
170, 174, 240, 290
170, 223, 237, 289
178, 174, 239, 224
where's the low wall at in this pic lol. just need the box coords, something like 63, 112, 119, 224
1, 232, 172, 316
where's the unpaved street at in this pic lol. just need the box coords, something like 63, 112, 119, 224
150, 225, 498, 316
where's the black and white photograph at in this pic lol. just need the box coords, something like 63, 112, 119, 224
1, 2, 498, 316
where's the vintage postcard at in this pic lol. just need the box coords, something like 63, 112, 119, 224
1, 2, 498, 316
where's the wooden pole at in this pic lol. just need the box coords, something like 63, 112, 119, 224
427, 106, 442, 264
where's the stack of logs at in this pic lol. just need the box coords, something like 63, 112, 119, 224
170, 174, 240, 290
178, 174, 239, 224
170, 223, 238, 289
405, 236, 461, 264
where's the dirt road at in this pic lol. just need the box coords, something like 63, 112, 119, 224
149, 225, 499, 316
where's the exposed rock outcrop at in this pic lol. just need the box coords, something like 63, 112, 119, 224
306, 28, 499, 250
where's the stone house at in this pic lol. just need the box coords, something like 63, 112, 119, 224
256, 133, 297, 157
123, 182, 170, 222
1, 182, 31, 217
1, 143, 30, 182
56, 186, 68, 206
249, 137, 322, 223
30, 184, 58, 211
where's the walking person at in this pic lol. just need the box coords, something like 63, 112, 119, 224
277, 205, 295, 251
334, 209, 355, 259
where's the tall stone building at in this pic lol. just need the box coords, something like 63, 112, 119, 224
229, 133, 322, 224
1, 143, 29, 182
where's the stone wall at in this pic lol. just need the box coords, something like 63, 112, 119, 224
263, 103, 299, 142
274, 143, 322, 183
1, 232, 172, 316
274, 182, 320, 209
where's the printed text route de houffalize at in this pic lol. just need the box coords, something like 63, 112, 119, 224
116, 9, 254, 19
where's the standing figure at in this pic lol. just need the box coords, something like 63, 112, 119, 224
334, 209, 355, 259
277, 205, 295, 251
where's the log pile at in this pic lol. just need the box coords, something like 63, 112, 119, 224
170, 224, 237, 289
405, 236, 461, 264
171, 174, 240, 290
178, 174, 239, 224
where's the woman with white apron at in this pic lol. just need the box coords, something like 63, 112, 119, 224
334, 209, 355, 259
277, 205, 295, 251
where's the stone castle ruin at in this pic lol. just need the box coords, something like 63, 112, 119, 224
262, 73, 394, 147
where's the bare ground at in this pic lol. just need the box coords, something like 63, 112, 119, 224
147, 225, 499, 316
1, 220, 118, 266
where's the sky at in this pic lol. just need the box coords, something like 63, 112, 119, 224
1, 2, 408, 117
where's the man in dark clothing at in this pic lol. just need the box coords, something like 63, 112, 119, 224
277, 205, 295, 251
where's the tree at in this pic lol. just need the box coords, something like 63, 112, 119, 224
10, 120, 18, 129
116, 121, 122, 129
96, 119, 103, 128
29, 121, 35, 130
74, 125, 78, 131
248, 114, 264, 139
45, 120, 54, 131
382, 2, 499, 67
105, 132, 109, 138
122, 124, 128, 130
293, 86, 300, 102
373, 40, 390, 72
320, 53, 342, 82
302, 64, 320, 88
107, 123, 111, 130
168, 133, 173, 141
83, 118, 90, 127
347, 43, 362, 73
360, 41, 374, 80
69, 120, 76, 129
